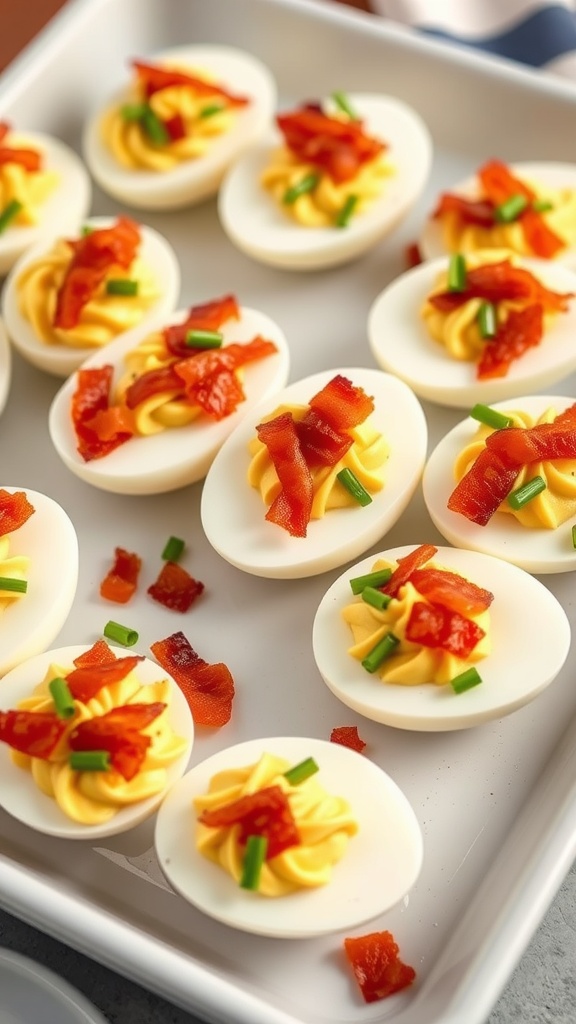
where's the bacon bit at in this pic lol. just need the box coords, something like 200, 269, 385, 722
330, 726, 366, 753
296, 410, 354, 468
432, 193, 496, 227
477, 304, 543, 380
150, 630, 234, 727
147, 561, 204, 612
277, 104, 385, 184
198, 785, 300, 858
0, 489, 35, 536
66, 655, 144, 703
73, 639, 117, 668
0, 123, 41, 172
344, 931, 416, 1003
405, 242, 423, 269
54, 216, 141, 330
163, 294, 240, 356
408, 568, 493, 616
124, 365, 184, 410
173, 337, 278, 420
405, 601, 485, 658
256, 412, 314, 538
381, 544, 438, 599
100, 547, 142, 604
0, 710, 68, 760
447, 447, 520, 526
0, 122, 10, 144
428, 261, 573, 314
71, 366, 133, 462
486, 419, 576, 467
68, 703, 165, 780
132, 60, 249, 106
308, 374, 374, 431
164, 113, 187, 141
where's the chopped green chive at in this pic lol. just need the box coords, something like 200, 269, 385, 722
48, 677, 76, 720
336, 194, 358, 228
447, 253, 466, 292
184, 329, 223, 349
362, 632, 399, 674
199, 103, 225, 119
532, 198, 554, 213
284, 757, 319, 786
0, 576, 27, 593
349, 568, 392, 595
103, 620, 139, 647
336, 468, 372, 506
141, 107, 169, 145
283, 172, 320, 205
495, 193, 528, 223
572, 524, 576, 550
121, 102, 149, 121
81, 225, 94, 236
507, 475, 546, 510
162, 535, 185, 562
477, 300, 497, 339
470, 403, 513, 430
69, 750, 111, 771
0, 199, 23, 235
240, 834, 268, 890
106, 278, 139, 296
331, 91, 359, 121
451, 667, 482, 694
361, 586, 392, 611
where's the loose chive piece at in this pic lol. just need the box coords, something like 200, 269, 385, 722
450, 667, 482, 694
336, 468, 372, 507
120, 102, 149, 121
284, 757, 319, 786
141, 106, 170, 145
0, 199, 23, 235
81, 224, 94, 236
447, 253, 466, 292
361, 586, 392, 611
477, 300, 497, 339
572, 524, 576, 550
48, 677, 76, 720
349, 568, 392, 595
283, 172, 320, 205
184, 329, 223, 349
0, 576, 27, 593
106, 278, 139, 296
362, 632, 399, 674
240, 834, 268, 891
495, 193, 528, 223
532, 198, 554, 213
507, 475, 546, 510
103, 620, 139, 647
469, 403, 513, 430
162, 535, 185, 562
336, 194, 358, 228
199, 103, 224, 119
69, 750, 111, 771
331, 91, 359, 121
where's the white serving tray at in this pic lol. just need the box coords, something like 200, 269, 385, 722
1, 1, 576, 1022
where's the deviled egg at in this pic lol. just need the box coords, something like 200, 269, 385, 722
82, 46, 277, 210
1, 215, 180, 377
154, 735, 423, 937
218, 92, 432, 270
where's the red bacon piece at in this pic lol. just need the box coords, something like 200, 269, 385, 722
485, 419, 576, 468
447, 447, 520, 526
66, 655, 144, 703
0, 146, 41, 171
432, 193, 496, 227
478, 159, 564, 258
408, 568, 493, 616
256, 412, 314, 538
198, 784, 300, 858
173, 337, 278, 420
100, 547, 142, 604
428, 261, 572, 314
0, 710, 67, 760
405, 601, 485, 658
277, 105, 385, 184
296, 409, 354, 467
344, 931, 416, 1003
164, 113, 187, 141
308, 374, 375, 430
132, 59, 249, 106
147, 561, 204, 612
330, 726, 366, 753
73, 639, 117, 669
72, 366, 133, 461
405, 241, 424, 268
477, 304, 544, 380
68, 703, 165, 781
163, 294, 240, 357
151, 631, 235, 727
381, 544, 438, 599
54, 217, 140, 329
0, 489, 35, 536
124, 365, 184, 410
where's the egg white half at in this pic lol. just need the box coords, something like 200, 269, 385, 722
0, 318, 10, 417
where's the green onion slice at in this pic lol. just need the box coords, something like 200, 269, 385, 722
162, 535, 185, 562
283, 172, 320, 205
184, 329, 223, 349
49, 677, 76, 720
105, 278, 139, 296
532, 198, 554, 213
507, 475, 546, 510
331, 91, 359, 121
0, 576, 27, 593
477, 300, 497, 339
240, 834, 268, 890
361, 586, 391, 611
349, 568, 392, 595
284, 757, 319, 786
362, 632, 399, 674
336, 468, 372, 506
103, 620, 139, 647
199, 103, 225, 119
450, 667, 482, 694
69, 750, 111, 771
120, 102, 149, 121
469, 403, 513, 430
572, 524, 576, 550
141, 107, 170, 145
0, 199, 23, 235
336, 194, 358, 228
447, 253, 467, 292
495, 193, 528, 223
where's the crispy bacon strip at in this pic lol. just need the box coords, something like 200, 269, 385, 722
132, 60, 249, 106
54, 217, 140, 329
0, 489, 35, 536
277, 104, 385, 183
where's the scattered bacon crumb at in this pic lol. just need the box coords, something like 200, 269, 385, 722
405, 242, 422, 269
147, 562, 205, 612
100, 547, 142, 604
330, 726, 366, 753
0, 489, 35, 536
150, 630, 234, 727
344, 930, 416, 1003
73, 639, 117, 668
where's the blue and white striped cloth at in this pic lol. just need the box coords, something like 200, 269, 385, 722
371, 0, 576, 79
